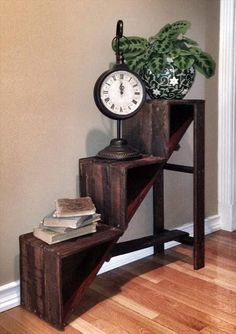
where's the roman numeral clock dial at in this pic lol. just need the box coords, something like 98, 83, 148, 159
94, 67, 146, 119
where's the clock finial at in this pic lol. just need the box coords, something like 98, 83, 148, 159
116, 20, 124, 65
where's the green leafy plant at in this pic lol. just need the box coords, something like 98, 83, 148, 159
112, 20, 215, 78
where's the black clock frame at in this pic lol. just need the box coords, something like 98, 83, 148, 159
93, 63, 146, 120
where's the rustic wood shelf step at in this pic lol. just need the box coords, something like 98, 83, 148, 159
164, 163, 194, 174
80, 155, 166, 229
123, 100, 196, 158
111, 229, 190, 256
20, 224, 122, 330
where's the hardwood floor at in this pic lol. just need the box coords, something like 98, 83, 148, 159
1, 230, 236, 333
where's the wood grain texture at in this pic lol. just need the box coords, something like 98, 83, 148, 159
79, 156, 165, 230
2, 230, 236, 333
19, 225, 122, 330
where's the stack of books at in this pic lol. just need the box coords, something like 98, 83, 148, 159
33, 197, 100, 244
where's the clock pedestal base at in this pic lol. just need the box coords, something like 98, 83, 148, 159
97, 138, 142, 160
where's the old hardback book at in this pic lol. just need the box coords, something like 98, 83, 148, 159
55, 197, 96, 217
33, 222, 97, 244
42, 212, 101, 229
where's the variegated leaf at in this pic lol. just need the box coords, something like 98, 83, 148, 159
149, 38, 173, 54
189, 47, 203, 55
168, 48, 191, 60
193, 51, 216, 78
112, 36, 149, 56
124, 52, 147, 73
148, 55, 166, 72
150, 20, 191, 41
182, 36, 199, 46
174, 55, 195, 70
168, 49, 182, 59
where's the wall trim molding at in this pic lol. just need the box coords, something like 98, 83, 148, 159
0, 281, 20, 313
218, 0, 236, 231
0, 214, 221, 313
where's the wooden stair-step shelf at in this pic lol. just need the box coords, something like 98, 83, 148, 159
122, 99, 203, 158
20, 224, 122, 330
79, 155, 166, 229
20, 99, 205, 331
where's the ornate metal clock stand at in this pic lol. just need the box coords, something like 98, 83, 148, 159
93, 20, 146, 160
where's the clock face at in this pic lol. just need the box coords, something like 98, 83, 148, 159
94, 68, 145, 119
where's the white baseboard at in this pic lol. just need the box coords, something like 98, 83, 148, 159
0, 214, 221, 313
0, 280, 20, 313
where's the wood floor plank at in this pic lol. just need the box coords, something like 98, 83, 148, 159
91, 284, 159, 319
173, 243, 236, 272
154, 313, 201, 334
0, 306, 80, 334
199, 324, 232, 334
151, 251, 236, 292
0, 313, 13, 334
151, 279, 236, 326
70, 318, 107, 334
71, 288, 178, 334
90, 271, 207, 333
125, 264, 236, 314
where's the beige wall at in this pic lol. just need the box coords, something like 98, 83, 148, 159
0, 0, 219, 285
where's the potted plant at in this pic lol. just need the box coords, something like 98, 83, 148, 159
112, 20, 216, 99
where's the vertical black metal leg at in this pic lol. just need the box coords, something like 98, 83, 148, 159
153, 169, 165, 254
193, 102, 205, 269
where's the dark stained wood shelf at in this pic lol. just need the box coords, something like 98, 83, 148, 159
122, 99, 197, 158
164, 163, 194, 174
20, 99, 205, 331
20, 224, 122, 330
79, 155, 166, 229
111, 229, 190, 257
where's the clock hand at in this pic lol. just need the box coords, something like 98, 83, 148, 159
119, 82, 125, 95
